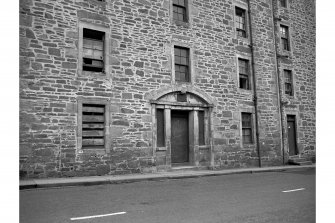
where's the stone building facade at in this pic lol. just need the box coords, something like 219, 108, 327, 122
19, 0, 315, 179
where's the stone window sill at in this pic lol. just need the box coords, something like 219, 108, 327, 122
199, 145, 210, 150
173, 20, 190, 28
156, 147, 167, 151
238, 88, 253, 94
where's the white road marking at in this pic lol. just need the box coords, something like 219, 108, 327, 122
282, 188, 305, 193
70, 212, 126, 221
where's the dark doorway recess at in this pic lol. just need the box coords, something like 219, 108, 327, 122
171, 110, 189, 164
287, 115, 298, 156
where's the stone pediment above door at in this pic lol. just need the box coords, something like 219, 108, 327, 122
145, 86, 215, 107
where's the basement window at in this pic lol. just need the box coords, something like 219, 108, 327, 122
235, 7, 247, 38
242, 113, 253, 144
238, 58, 250, 90
284, 70, 293, 96
82, 104, 105, 149
83, 28, 105, 73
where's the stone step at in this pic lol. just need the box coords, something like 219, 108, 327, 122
169, 166, 201, 172
289, 155, 300, 159
289, 157, 307, 163
288, 157, 313, 166
296, 161, 313, 166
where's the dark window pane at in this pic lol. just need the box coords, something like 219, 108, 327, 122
284, 70, 292, 82
180, 48, 187, 57
242, 130, 252, 144
281, 38, 289, 50
237, 29, 246, 38
239, 59, 249, 89
285, 83, 293, 95
280, 0, 287, 7
175, 47, 190, 82
157, 109, 165, 147
180, 57, 187, 65
179, 72, 186, 82
175, 71, 181, 81
173, 12, 179, 20
178, 13, 184, 21
198, 111, 205, 145
173, 5, 186, 22
179, 66, 186, 72
239, 76, 249, 89
175, 55, 181, 64
83, 28, 104, 40
242, 113, 253, 144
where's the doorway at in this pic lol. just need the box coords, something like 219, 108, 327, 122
287, 115, 298, 156
171, 110, 189, 164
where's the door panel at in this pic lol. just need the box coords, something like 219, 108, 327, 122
171, 111, 189, 163
287, 115, 297, 156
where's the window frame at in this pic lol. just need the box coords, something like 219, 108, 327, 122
241, 112, 253, 145
279, 0, 287, 8
77, 97, 110, 153
173, 0, 188, 23
280, 25, 290, 51
82, 28, 105, 73
78, 22, 110, 76
236, 55, 253, 91
170, 0, 191, 27
235, 7, 247, 38
174, 45, 191, 83
284, 69, 294, 96
238, 58, 251, 90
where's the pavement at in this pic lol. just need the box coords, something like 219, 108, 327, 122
19, 164, 315, 190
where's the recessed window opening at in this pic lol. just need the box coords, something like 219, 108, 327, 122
82, 104, 105, 149
235, 7, 246, 38
174, 46, 190, 82
83, 28, 105, 72
239, 58, 250, 90
242, 113, 253, 144
173, 0, 187, 22
280, 25, 290, 51
280, 0, 287, 8
284, 70, 293, 96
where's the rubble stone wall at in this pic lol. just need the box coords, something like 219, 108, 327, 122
19, 0, 315, 179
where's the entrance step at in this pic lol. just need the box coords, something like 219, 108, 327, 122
288, 157, 313, 166
170, 165, 204, 172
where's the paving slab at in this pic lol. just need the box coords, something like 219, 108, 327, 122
20, 165, 315, 190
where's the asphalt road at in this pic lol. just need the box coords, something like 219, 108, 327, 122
20, 168, 315, 223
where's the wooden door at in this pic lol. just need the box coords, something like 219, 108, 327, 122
287, 115, 297, 156
171, 111, 189, 163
